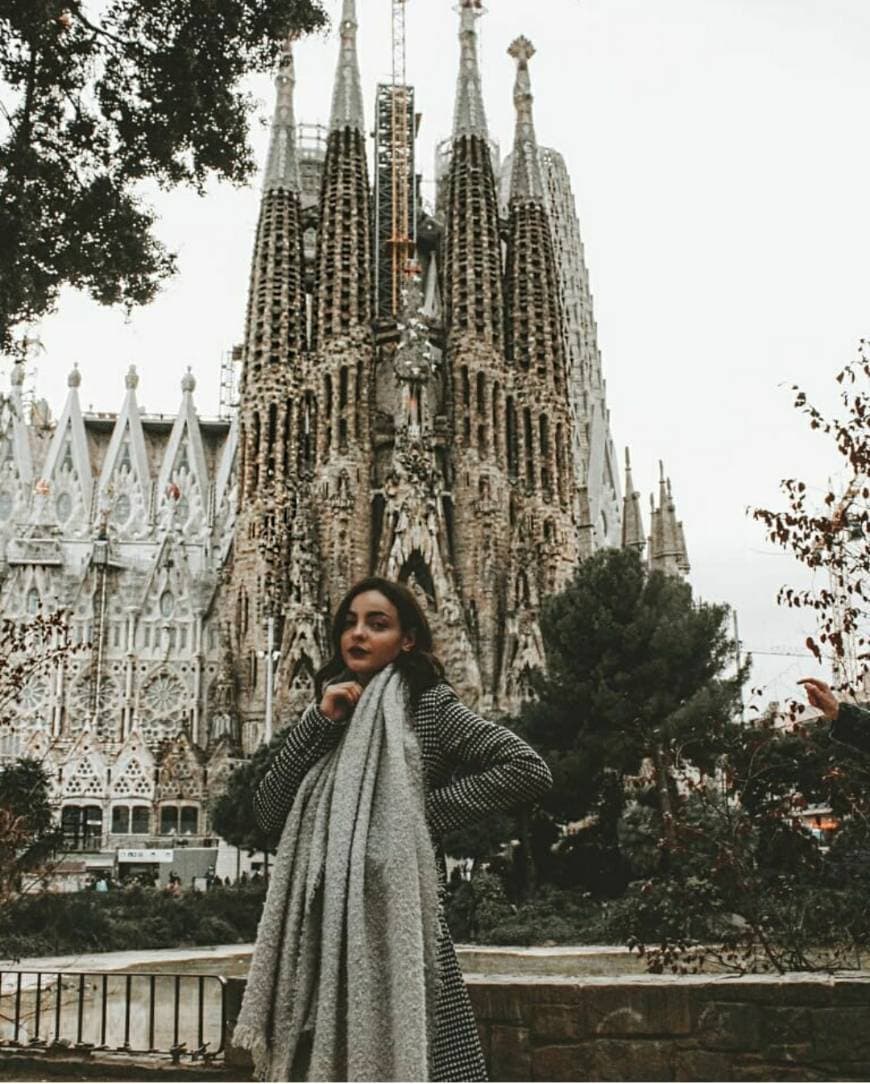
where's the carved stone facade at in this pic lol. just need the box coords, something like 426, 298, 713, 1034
224, 1, 688, 733
0, 362, 240, 855
0, 1, 691, 859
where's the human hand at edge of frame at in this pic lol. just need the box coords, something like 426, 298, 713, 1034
798, 677, 840, 721
320, 681, 364, 722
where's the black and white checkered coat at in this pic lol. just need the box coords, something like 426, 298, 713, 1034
253, 681, 553, 1083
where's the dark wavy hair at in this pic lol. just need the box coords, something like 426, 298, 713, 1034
314, 576, 447, 705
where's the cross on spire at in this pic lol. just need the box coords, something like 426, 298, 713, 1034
508, 36, 545, 203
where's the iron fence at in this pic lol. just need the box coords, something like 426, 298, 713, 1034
0, 969, 227, 1063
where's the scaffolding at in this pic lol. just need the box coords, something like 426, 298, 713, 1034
374, 0, 417, 320
375, 84, 416, 320
219, 345, 242, 419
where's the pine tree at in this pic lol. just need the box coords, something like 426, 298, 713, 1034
0, 0, 327, 352
521, 547, 746, 878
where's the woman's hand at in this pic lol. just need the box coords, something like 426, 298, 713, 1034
320, 681, 364, 722
798, 677, 839, 720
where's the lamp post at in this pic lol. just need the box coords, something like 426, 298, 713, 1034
261, 616, 280, 744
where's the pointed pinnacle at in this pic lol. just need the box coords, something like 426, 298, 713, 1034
453, 0, 488, 141
508, 35, 545, 203
264, 37, 301, 193
329, 0, 365, 133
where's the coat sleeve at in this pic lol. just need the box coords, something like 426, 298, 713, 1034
831, 702, 870, 755
253, 704, 346, 835
425, 685, 553, 837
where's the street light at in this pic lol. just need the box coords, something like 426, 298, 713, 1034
258, 616, 281, 743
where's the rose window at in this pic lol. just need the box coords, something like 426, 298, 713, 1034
18, 674, 50, 716
159, 591, 175, 618
67, 671, 121, 740
140, 671, 185, 720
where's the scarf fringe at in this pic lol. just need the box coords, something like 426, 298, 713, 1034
231, 1023, 269, 1077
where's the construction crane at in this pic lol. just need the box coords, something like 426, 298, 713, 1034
389, 0, 415, 315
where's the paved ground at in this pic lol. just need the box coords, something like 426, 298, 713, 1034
1, 941, 640, 987
1, 942, 648, 991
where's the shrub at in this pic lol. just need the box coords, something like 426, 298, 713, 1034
0, 883, 267, 959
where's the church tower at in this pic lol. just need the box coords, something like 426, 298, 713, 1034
443, 0, 509, 707
221, 9, 692, 738
270, 0, 375, 718
496, 36, 581, 704
229, 37, 308, 744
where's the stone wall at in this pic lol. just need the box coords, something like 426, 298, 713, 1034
467, 973, 870, 1082
225, 972, 870, 1081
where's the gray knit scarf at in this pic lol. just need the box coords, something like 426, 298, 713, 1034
232, 665, 440, 1082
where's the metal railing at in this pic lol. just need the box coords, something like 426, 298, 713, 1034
0, 970, 227, 1063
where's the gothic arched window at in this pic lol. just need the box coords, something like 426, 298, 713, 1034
555, 423, 567, 506
266, 402, 277, 479
506, 397, 518, 481
539, 415, 551, 493
251, 412, 261, 490
282, 401, 292, 477
491, 383, 501, 465
523, 408, 535, 489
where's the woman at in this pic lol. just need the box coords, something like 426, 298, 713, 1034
800, 676, 870, 752
233, 576, 552, 1082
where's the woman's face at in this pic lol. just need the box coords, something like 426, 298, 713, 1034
340, 589, 416, 682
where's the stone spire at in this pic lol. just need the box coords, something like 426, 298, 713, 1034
504, 37, 564, 374
313, 0, 373, 345
329, 0, 364, 134
648, 462, 690, 576
241, 35, 307, 384
444, 0, 503, 347
453, 0, 488, 140
263, 37, 301, 193
231, 29, 308, 733
621, 448, 645, 553
508, 36, 545, 204
670, 478, 691, 575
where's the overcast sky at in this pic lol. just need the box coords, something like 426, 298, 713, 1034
5, 0, 869, 710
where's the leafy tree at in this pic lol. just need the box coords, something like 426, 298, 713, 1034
0, 758, 61, 901
442, 810, 516, 864
619, 711, 870, 974
752, 348, 869, 702
520, 547, 747, 884
211, 727, 288, 857
0, 0, 327, 352
0, 611, 81, 901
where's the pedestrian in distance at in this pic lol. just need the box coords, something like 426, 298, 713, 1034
799, 676, 870, 753
233, 575, 552, 1082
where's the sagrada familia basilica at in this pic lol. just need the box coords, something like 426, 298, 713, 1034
0, 1, 689, 872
